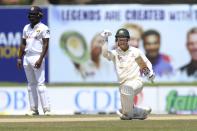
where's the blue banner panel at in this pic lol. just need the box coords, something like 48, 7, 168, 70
0, 7, 48, 83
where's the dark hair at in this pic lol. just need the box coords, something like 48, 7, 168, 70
187, 27, 197, 42
142, 29, 160, 40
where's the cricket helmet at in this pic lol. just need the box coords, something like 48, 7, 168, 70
115, 28, 130, 39
28, 6, 43, 22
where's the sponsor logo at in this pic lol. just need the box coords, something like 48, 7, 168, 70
166, 90, 197, 113
0, 90, 27, 111
0, 32, 21, 58
60, 31, 89, 64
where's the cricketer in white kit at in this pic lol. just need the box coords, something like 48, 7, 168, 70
100, 28, 155, 120
17, 6, 51, 116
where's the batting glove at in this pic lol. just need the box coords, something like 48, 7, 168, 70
100, 29, 112, 42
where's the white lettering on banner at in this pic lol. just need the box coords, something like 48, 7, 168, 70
61, 10, 101, 21
0, 32, 21, 45
0, 90, 27, 111
74, 89, 120, 112
0, 32, 21, 58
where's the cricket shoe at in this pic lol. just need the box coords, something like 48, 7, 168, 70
116, 109, 132, 120
25, 110, 39, 116
117, 107, 152, 120
44, 111, 53, 116
133, 107, 152, 120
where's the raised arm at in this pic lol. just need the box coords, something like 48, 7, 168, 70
100, 29, 115, 61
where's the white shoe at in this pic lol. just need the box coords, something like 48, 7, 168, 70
25, 110, 39, 116
116, 109, 132, 120
133, 107, 152, 120
145, 107, 152, 114
44, 111, 53, 116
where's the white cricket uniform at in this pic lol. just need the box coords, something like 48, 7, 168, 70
102, 41, 153, 117
22, 22, 50, 113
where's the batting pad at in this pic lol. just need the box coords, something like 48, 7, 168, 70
120, 85, 134, 117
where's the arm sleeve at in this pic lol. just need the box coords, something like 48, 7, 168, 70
42, 26, 50, 38
139, 50, 154, 77
22, 26, 26, 39
101, 41, 115, 61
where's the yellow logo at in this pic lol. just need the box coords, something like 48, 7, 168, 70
36, 30, 41, 33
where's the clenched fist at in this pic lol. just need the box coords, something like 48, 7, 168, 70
100, 29, 112, 41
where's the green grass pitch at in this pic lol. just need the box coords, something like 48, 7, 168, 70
0, 115, 197, 131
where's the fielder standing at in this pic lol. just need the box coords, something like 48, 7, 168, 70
100, 28, 155, 120
17, 6, 51, 116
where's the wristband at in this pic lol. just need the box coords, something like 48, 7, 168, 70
17, 58, 22, 62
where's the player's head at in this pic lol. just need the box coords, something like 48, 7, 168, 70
28, 6, 43, 24
142, 29, 160, 58
186, 27, 197, 61
123, 23, 143, 48
115, 28, 130, 51
90, 34, 103, 62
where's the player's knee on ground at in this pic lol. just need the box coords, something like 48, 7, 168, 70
120, 85, 134, 117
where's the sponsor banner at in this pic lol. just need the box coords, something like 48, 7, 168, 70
0, 7, 48, 82
159, 87, 197, 114
0, 87, 150, 115
49, 5, 197, 83
0, 88, 28, 115
1, 86, 197, 115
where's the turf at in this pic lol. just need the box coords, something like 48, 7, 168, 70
1, 120, 197, 131
0, 82, 197, 87
0, 115, 197, 131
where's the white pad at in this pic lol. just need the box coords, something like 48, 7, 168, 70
124, 80, 143, 96
27, 83, 38, 111
37, 85, 50, 112
120, 85, 134, 117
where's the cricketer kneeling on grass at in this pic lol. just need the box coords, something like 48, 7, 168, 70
100, 28, 155, 120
